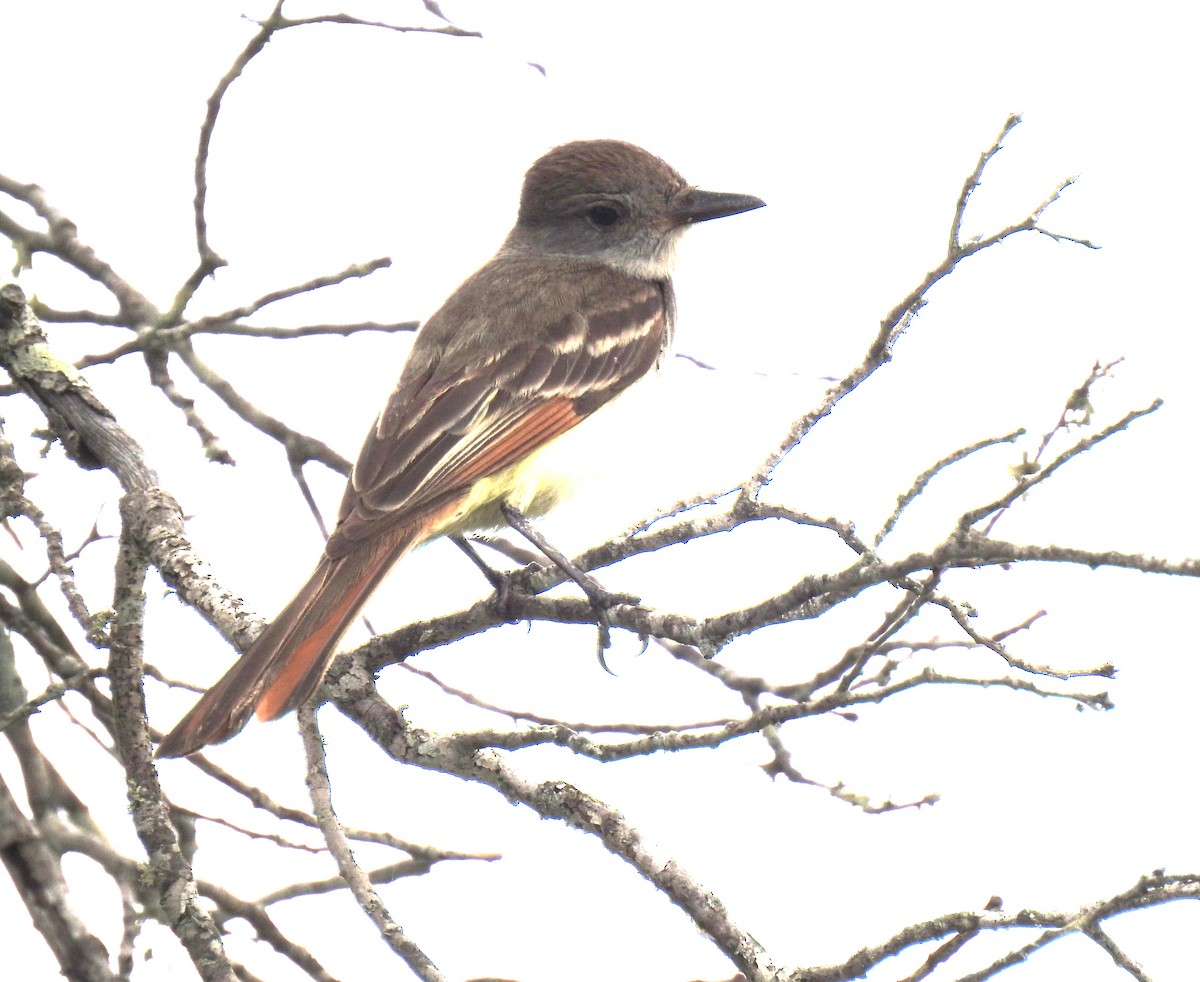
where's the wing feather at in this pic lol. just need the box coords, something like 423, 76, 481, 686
327, 255, 672, 559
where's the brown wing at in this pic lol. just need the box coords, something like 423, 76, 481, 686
326, 256, 673, 559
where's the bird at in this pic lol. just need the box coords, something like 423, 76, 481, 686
155, 139, 764, 758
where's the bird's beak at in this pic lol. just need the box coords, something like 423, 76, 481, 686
667, 188, 766, 227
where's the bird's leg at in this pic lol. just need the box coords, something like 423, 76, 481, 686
451, 534, 516, 614
500, 503, 640, 669
465, 532, 544, 568
499, 504, 639, 609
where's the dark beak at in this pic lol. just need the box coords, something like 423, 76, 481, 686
668, 188, 766, 227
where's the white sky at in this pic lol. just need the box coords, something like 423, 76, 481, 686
3, 1, 1199, 980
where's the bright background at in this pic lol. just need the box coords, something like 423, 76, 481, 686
3, 1, 1199, 979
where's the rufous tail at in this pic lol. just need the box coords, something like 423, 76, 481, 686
156, 519, 431, 759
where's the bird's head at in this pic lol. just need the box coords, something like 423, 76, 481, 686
508, 139, 765, 280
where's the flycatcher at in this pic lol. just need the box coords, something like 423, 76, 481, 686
156, 139, 764, 758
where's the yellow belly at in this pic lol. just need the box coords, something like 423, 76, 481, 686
429, 378, 647, 539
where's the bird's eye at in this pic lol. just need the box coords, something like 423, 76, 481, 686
586, 204, 622, 228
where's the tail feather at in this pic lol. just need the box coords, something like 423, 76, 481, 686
155, 518, 432, 759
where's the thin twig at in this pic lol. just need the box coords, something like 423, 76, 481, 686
144, 347, 235, 464
177, 345, 351, 475
950, 114, 1021, 253
958, 401, 1162, 534
298, 705, 447, 982
875, 429, 1024, 547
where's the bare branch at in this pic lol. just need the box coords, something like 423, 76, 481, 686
181, 318, 419, 340
177, 344, 352, 475
398, 659, 744, 734
338, 682, 783, 982
196, 880, 340, 982
875, 429, 1024, 547
959, 400, 1162, 534
0, 175, 158, 322
0, 668, 104, 735
108, 503, 235, 980
803, 872, 1200, 981
175, 0, 477, 315
0, 285, 157, 484
0, 774, 114, 982
950, 114, 1021, 252
0, 425, 97, 631
299, 705, 447, 981
718, 114, 1095, 507
30, 304, 127, 326
190, 258, 393, 330
144, 348, 235, 464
